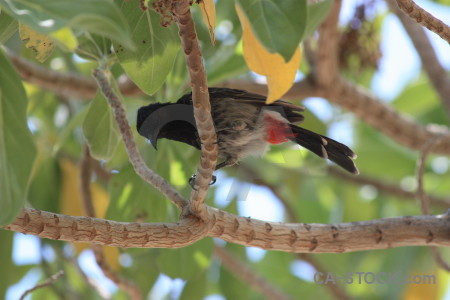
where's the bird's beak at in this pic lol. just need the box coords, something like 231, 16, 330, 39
149, 134, 158, 150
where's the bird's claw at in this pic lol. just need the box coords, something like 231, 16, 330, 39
189, 174, 217, 190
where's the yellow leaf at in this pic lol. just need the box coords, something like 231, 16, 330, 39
19, 23, 55, 63
235, 5, 302, 104
102, 246, 121, 271
199, 0, 216, 45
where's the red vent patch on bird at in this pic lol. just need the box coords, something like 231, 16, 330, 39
264, 113, 297, 144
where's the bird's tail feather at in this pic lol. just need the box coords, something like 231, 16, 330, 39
288, 125, 359, 174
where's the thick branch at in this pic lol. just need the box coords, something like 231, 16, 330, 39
4, 208, 207, 248
316, 0, 342, 86
395, 0, 450, 44
92, 68, 188, 211
208, 206, 450, 253
388, 0, 450, 118
4, 207, 450, 253
327, 76, 450, 154
172, 0, 218, 220
215, 246, 294, 300
7, 50, 142, 99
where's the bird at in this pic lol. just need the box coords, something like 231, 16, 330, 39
137, 88, 358, 186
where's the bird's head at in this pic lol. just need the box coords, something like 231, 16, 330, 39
137, 102, 197, 150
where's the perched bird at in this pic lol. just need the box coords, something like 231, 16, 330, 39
137, 88, 358, 184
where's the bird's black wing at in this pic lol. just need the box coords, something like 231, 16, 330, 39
177, 88, 305, 124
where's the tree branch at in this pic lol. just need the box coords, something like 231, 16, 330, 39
215, 246, 294, 300
4, 208, 208, 248
328, 76, 450, 155
316, 0, 342, 87
92, 67, 188, 211
395, 0, 450, 44
7, 49, 142, 99
416, 135, 450, 272
4, 207, 450, 252
298, 254, 354, 300
79, 146, 142, 300
388, 0, 450, 119
171, 0, 218, 220
19, 270, 64, 300
328, 166, 450, 209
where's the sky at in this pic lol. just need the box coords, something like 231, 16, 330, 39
6, 0, 450, 299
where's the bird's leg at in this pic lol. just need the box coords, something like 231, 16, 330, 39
188, 158, 237, 189
215, 157, 237, 170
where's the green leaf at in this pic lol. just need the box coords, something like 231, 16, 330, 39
53, 105, 89, 156
0, 10, 17, 44
82, 92, 120, 160
393, 79, 443, 121
114, 1, 180, 95
354, 122, 416, 180
158, 238, 213, 280
28, 155, 61, 212
180, 271, 207, 300
0, 0, 133, 49
0, 49, 36, 226
219, 245, 251, 300
304, 0, 333, 38
76, 33, 113, 61
106, 165, 168, 222
0, 231, 15, 298
206, 44, 247, 85
236, 0, 307, 62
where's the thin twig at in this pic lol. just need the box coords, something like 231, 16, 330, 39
237, 164, 299, 222
328, 166, 450, 209
79, 145, 143, 300
215, 246, 294, 300
396, 0, 450, 44
298, 254, 354, 300
92, 245, 143, 300
416, 135, 448, 215
171, 0, 218, 220
416, 134, 450, 272
388, 0, 450, 118
92, 67, 188, 211
90, 157, 112, 182
431, 246, 450, 272
19, 270, 65, 300
68, 255, 111, 300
